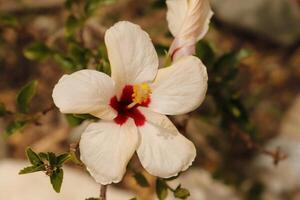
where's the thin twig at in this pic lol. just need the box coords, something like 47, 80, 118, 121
230, 124, 288, 165
100, 184, 107, 200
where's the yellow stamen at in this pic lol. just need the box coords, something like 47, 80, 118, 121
127, 83, 152, 109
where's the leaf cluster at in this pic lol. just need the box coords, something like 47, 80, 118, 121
196, 40, 256, 137
19, 148, 71, 193
1, 80, 38, 137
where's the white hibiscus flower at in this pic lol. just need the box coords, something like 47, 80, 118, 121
52, 21, 208, 185
167, 0, 213, 60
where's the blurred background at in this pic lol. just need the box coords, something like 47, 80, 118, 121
0, 0, 300, 199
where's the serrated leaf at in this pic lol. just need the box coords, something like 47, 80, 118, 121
57, 153, 71, 166
174, 186, 190, 199
3, 120, 27, 137
133, 172, 150, 187
38, 152, 48, 160
16, 80, 38, 113
26, 148, 43, 166
19, 165, 45, 174
156, 179, 168, 200
24, 42, 52, 61
47, 152, 57, 166
50, 168, 64, 193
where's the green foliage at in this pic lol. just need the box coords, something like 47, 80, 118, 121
68, 41, 92, 68
129, 198, 138, 200
2, 120, 27, 137
66, 114, 97, 127
65, 15, 82, 37
27, 148, 44, 165
16, 80, 38, 113
0, 14, 19, 27
66, 114, 86, 127
85, 198, 100, 200
19, 165, 45, 174
133, 172, 150, 187
50, 168, 64, 193
196, 40, 215, 67
64, 0, 79, 10
53, 53, 77, 71
156, 179, 168, 200
84, 0, 117, 16
173, 185, 190, 199
24, 42, 52, 61
19, 148, 71, 193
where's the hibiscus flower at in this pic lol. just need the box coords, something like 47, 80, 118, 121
52, 21, 208, 185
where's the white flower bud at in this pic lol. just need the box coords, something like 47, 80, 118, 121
167, 0, 213, 60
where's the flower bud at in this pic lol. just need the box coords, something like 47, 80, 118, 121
167, 0, 213, 60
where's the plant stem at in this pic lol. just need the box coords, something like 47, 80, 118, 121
100, 184, 107, 200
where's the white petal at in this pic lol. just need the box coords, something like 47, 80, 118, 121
149, 56, 208, 115
137, 108, 196, 178
105, 21, 159, 94
52, 69, 117, 120
166, 0, 213, 40
79, 119, 138, 185
166, 0, 188, 37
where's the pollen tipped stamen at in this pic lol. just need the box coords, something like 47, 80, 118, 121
126, 83, 151, 109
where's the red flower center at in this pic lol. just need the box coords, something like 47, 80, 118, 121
110, 85, 150, 126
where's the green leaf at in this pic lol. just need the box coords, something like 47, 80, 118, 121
133, 172, 150, 187
174, 185, 190, 199
24, 42, 52, 61
69, 42, 91, 67
3, 120, 27, 137
0, 14, 19, 27
50, 168, 64, 193
65, 114, 86, 127
85, 198, 100, 200
19, 165, 45, 174
65, 15, 81, 37
26, 148, 43, 166
73, 114, 97, 120
84, 0, 116, 16
196, 40, 215, 67
0, 102, 7, 117
16, 80, 38, 113
47, 152, 57, 166
53, 53, 76, 72
96, 59, 111, 75
156, 179, 168, 200
38, 152, 48, 160
213, 49, 251, 82
129, 198, 138, 200
57, 153, 71, 166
